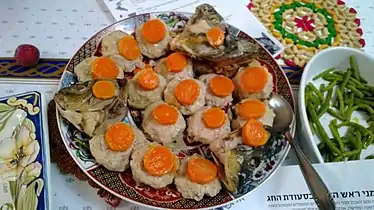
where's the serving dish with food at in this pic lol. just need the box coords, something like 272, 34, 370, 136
55, 4, 295, 209
299, 47, 374, 163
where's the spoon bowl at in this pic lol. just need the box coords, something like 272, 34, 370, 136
269, 93, 336, 210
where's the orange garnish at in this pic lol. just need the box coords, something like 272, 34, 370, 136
118, 35, 141, 60
166, 53, 187, 73
203, 107, 226, 128
134, 64, 152, 75
209, 76, 234, 97
242, 119, 268, 147
137, 69, 159, 90
187, 157, 217, 184
143, 146, 176, 176
206, 27, 225, 47
238, 99, 266, 119
141, 19, 166, 44
91, 57, 119, 79
92, 80, 116, 99
240, 66, 268, 93
152, 103, 179, 125
104, 122, 135, 151
174, 79, 200, 105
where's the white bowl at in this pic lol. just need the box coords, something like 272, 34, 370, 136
299, 47, 374, 163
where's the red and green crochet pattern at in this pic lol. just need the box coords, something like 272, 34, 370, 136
249, 0, 364, 68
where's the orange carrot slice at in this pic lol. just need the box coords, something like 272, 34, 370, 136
238, 99, 266, 119
152, 103, 179, 125
137, 69, 159, 90
118, 35, 141, 60
242, 119, 268, 147
209, 76, 234, 97
203, 107, 226, 128
240, 66, 268, 93
187, 157, 217, 184
206, 27, 225, 47
141, 19, 166, 44
91, 57, 119, 80
92, 80, 116, 99
143, 146, 176, 176
104, 122, 135, 151
174, 79, 200, 105
166, 52, 187, 73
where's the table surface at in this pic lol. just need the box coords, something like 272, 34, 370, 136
1, 0, 374, 209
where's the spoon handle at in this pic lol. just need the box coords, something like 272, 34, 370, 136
285, 132, 336, 210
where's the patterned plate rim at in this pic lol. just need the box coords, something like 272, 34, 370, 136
56, 11, 295, 209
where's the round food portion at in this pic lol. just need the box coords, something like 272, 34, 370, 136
232, 99, 275, 129
154, 53, 194, 81
187, 106, 230, 145
199, 73, 233, 108
135, 18, 171, 59
164, 78, 206, 115
74, 56, 125, 82
127, 69, 167, 109
242, 119, 269, 147
100, 30, 143, 72
142, 101, 186, 144
89, 124, 147, 172
233, 60, 273, 100
174, 155, 221, 201
206, 27, 225, 47
92, 80, 117, 100
130, 142, 178, 189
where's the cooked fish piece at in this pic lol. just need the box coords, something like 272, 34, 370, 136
164, 78, 206, 115
142, 101, 186, 144
198, 73, 233, 108
174, 155, 221, 201
130, 142, 178, 189
89, 123, 147, 172
187, 106, 230, 145
135, 18, 172, 59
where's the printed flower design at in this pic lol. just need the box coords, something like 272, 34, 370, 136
0, 119, 40, 181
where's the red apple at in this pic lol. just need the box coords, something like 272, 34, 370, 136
14, 44, 40, 67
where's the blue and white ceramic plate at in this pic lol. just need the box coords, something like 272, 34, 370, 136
0, 91, 50, 210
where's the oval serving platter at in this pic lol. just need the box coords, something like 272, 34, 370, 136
56, 11, 295, 209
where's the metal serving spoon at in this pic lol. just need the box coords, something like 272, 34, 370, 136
268, 93, 336, 210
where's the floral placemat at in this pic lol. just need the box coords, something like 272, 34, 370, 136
249, 0, 365, 69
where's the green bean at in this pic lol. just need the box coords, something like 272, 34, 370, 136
350, 122, 372, 137
355, 130, 363, 149
310, 94, 320, 105
308, 104, 341, 155
318, 88, 333, 118
340, 70, 351, 91
337, 121, 350, 128
308, 83, 324, 102
355, 104, 374, 114
313, 68, 336, 81
350, 55, 360, 80
355, 150, 362, 160
332, 149, 361, 162
325, 80, 337, 91
346, 97, 354, 120
347, 85, 364, 98
329, 120, 344, 151
348, 77, 365, 88
355, 99, 374, 107
347, 133, 359, 149
367, 116, 374, 122
318, 142, 325, 151
336, 88, 345, 114
320, 83, 326, 93
327, 108, 346, 121
305, 87, 311, 105
359, 75, 368, 84
308, 118, 316, 135
323, 74, 342, 81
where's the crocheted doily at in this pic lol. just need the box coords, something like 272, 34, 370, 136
249, 0, 365, 68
